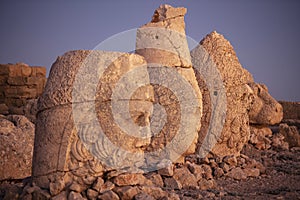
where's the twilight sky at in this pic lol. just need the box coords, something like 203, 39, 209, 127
0, 0, 299, 101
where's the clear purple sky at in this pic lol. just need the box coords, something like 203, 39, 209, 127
1, 1, 299, 101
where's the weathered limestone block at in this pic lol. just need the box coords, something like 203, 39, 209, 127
136, 4, 192, 68
191, 31, 254, 157
248, 83, 283, 125
136, 4, 202, 161
0, 63, 46, 116
0, 115, 34, 180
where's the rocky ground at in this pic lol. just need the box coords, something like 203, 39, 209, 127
1, 135, 299, 200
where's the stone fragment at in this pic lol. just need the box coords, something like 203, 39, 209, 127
226, 167, 247, 180
113, 173, 147, 186
136, 4, 191, 68
114, 186, 140, 200
157, 160, 174, 176
213, 167, 224, 178
223, 155, 238, 167
244, 158, 266, 174
243, 168, 260, 177
199, 164, 213, 180
164, 177, 182, 190
49, 180, 65, 196
92, 177, 104, 192
99, 181, 115, 193
279, 123, 300, 148
166, 193, 181, 200
198, 179, 216, 190
0, 115, 34, 180
191, 31, 254, 158
31, 189, 51, 200
248, 83, 283, 125
146, 173, 163, 187
98, 190, 120, 200
69, 182, 86, 193
219, 163, 230, 173
134, 192, 155, 200
139, 186, 168, 199
68, 191, 84, 200
249, 126, 272, 150
272, 133, 289, 150
173, 167, 198, 189
87, 189, 98, 200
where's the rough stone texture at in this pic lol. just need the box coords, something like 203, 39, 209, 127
98, 190, 120, 200
226, 167, 247, 180
279, 101, 300, 130
0, 115, 35, 180
136, 4, 191, 68
136, 4, 202, 161
249, 126, 272, 150
0, 63, 46, 119
279, 123, 300, 148
32, 50, 155, 190
172, 167, 198, 189
279, 101, 300, 120
248, 83, 283, 125
191, 31, 254, 158
113, 173, 147, 186
114, 186, 140, 200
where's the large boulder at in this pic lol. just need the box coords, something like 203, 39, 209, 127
0, 115, 34, 180
191, 31, 254, 157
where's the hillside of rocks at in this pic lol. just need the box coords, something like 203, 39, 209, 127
1, 4, 300, 200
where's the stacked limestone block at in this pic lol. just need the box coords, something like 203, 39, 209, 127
0, 63, 46, 121
136, 4, 202, 162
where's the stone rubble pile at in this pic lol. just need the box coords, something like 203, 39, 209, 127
0, 115, 35, 180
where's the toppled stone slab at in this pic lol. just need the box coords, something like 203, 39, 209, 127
0, 115, 35, 180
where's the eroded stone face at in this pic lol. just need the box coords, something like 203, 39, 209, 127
248, 83, 283, 125
0, 115, 34, 180
33, 50, 154, 187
